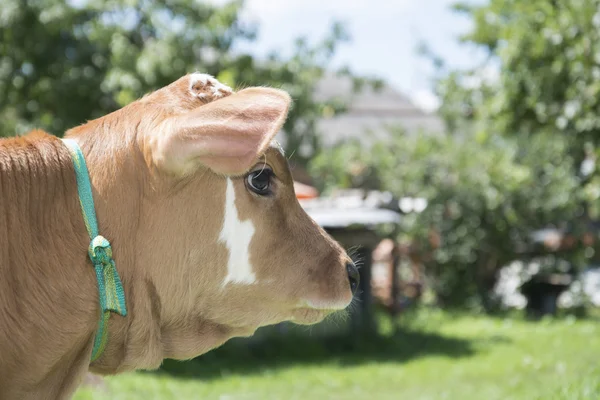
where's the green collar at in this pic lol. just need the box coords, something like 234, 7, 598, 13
62, 138, 127, 362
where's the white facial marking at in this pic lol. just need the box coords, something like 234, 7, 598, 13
189, 72, 233, 99
220, 178, 256, 286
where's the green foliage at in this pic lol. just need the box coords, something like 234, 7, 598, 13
311, 131, 583, 308
359, 0, 600, 308
309, 137, 382, 193
465, 0, 600, 149
0, 0, 365, 165
437, 0, 600, 159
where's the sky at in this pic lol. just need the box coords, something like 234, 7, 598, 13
221, 0, 488, 112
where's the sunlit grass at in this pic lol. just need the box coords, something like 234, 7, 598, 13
75, 309, 600, 400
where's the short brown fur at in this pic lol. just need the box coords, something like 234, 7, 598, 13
0, 74, 353, 399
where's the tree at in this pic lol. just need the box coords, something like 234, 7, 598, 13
394, 0, 600, 309
311, 130, 583, 309
432, 1, 600, 163
0, 0, 364, 166
312, 0, 600, 310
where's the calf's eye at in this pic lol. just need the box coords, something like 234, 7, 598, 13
246, 169, 273, 195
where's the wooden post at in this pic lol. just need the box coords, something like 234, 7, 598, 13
389, 241, 401, 333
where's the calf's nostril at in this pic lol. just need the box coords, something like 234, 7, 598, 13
346, 262, 360, 295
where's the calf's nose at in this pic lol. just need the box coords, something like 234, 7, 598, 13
346, 261, 360, 295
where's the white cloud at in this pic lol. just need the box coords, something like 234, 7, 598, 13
204, 0, 412, 19
235, 0, 414, 54
411, 89, 441, 113
206, 0, 484, 111
241, 0, 412, 18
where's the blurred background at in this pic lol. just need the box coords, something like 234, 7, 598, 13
3, 0, 600, 398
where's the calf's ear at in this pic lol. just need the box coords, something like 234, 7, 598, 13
151, 87, 291, 176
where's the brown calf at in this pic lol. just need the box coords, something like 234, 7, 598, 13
0, 73, 359, 399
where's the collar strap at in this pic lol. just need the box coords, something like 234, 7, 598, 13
61, 138, 127, 362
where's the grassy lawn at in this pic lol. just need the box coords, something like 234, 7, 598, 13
74, 309, 600, 400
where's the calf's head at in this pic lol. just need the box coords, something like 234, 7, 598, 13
70, 73, 359, 361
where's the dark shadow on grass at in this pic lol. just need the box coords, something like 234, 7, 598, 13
468, 305, 600, 323
151, 327, 488, 382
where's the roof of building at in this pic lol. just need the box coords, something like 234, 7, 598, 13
313, 73, 445, 147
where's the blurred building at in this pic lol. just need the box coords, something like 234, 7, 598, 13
281, 73, 445, 184
286, 74, 441, 315
313, 73, 444, 147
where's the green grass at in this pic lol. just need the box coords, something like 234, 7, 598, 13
74, 309, 600, 400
